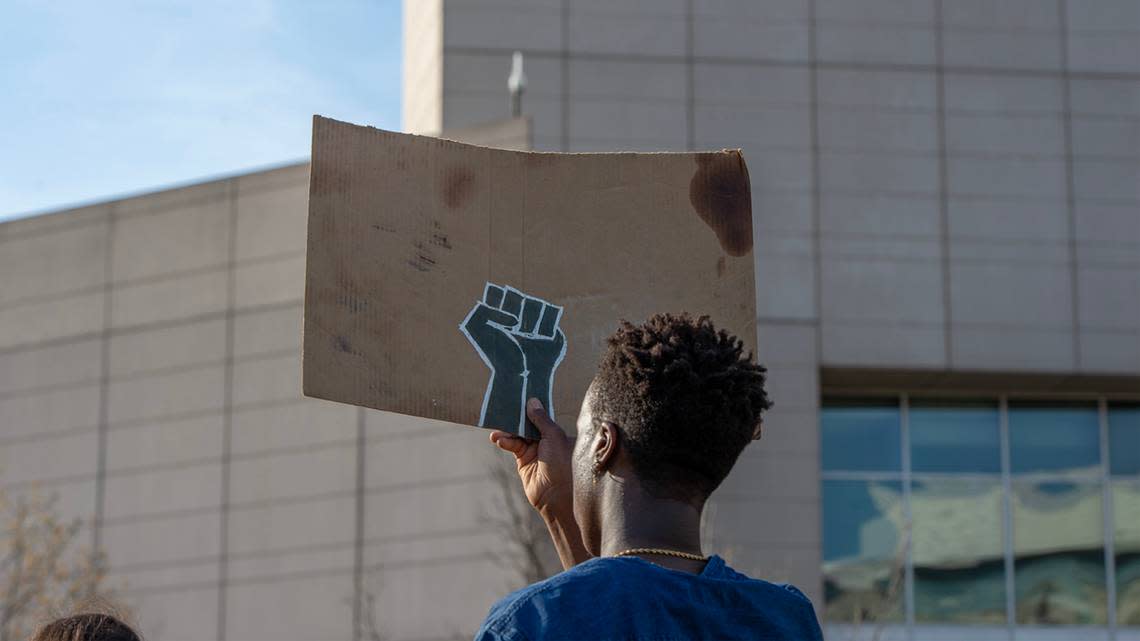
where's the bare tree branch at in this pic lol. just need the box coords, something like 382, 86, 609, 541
481, 460, 560, 588
359, 587, 384, 641
0, 486, 112, 641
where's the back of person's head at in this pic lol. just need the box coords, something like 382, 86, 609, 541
591, 313, 771, 503
30, 613, 141, 641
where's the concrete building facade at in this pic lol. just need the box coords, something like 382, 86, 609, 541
2, 1, 1138, 640
0, 161, 540, 641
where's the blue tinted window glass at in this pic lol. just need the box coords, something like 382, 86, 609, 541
822, 480, 904, 622
910, 401, 1001, 474
1113, 480, 1140, 625
1009, 403, 1100, 474
1109, 404, 1140, 476
911, 479, 1007, 623
1012, 481, 1106, 625
822, 401, 901, 472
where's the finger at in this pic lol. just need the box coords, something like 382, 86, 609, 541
537, 304, 562, 338
526, 398, 567, 441
483, 283, 505, 307
470, 304, 519, 329
519, 298, 542, 334
489, 430, 527, 455
501, 287, 524, 318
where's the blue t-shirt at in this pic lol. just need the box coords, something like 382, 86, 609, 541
474, 555, 824, 641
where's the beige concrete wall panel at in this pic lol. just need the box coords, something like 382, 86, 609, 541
102, 511, 222, 567
224, 573, 353, 641
235, 182, 309, 262
365, 477, 495, 540
0, 220, 109, 305
2, 204, 108, 240
109, 317, 226, 378
232, 352, 302, 408
369, 558, 506, 641
233, 304, 303, 359
107, 365, 225, 424
112, 193, 230, 283
230, 399, 357, 456
234, 254, 305, 310
366, 425, 495, 488
105, 414, 224, 472
0, 338, 101, 395
110, 559, 218, 593
111, 269, 228, 329
226, 544, 354, 584
0, 291, 104, 349
102, 462, 223, 521
0, 428, 97, 485
130, 586, 219, 641
0, 382, 101, 440
227, 496, 356, 555
229, 445, 356, 504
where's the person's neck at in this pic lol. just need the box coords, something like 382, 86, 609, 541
598, 481, 706, 573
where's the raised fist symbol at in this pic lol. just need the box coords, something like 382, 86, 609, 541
460, 283, 567, 439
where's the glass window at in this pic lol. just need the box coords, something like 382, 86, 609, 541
1109, 404, 1140, 477
822, 480, 905, 623
821, 401, 900, 472
1012, 481, 1106, 625
910, 401, 1001, 474
911, 479, 1006, 623
1115, 480, 1140, 626
1009, 403, 1100, 475
820, 396, 1134, 632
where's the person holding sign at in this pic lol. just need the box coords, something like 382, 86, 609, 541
477, 314, 823, 641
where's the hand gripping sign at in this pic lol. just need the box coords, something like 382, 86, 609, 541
460, 283, 566, 439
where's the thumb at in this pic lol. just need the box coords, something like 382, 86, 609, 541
489, 430, 527, 456
526, 398, 566, 441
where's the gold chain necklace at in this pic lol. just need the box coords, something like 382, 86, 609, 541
614, 548, 707, 562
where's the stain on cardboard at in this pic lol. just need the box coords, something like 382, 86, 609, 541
406, 257, 433, 272
337, 294, 368, 313
430, 232, 453, 249
443, 167, 475, 209
716, 256, 727, 278
689, 153, 753, 257
429, 220, 453, 249
407, 239, 439, 273
405, 221, 452, 273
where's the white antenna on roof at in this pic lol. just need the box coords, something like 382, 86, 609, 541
508, 51, 526, 118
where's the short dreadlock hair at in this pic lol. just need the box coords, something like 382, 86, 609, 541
590, 313, 771, 502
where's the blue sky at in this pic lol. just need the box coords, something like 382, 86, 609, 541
0, 0, 402, 221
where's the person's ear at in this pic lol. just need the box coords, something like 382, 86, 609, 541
591, 420, 620, 472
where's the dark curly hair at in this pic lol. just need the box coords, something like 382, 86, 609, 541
591, 313, 771, 502
31, 613, 141, 641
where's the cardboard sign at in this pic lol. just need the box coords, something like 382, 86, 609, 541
303, 116, 756, 438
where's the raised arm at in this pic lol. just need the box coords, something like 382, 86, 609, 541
488, 399, 592, 571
